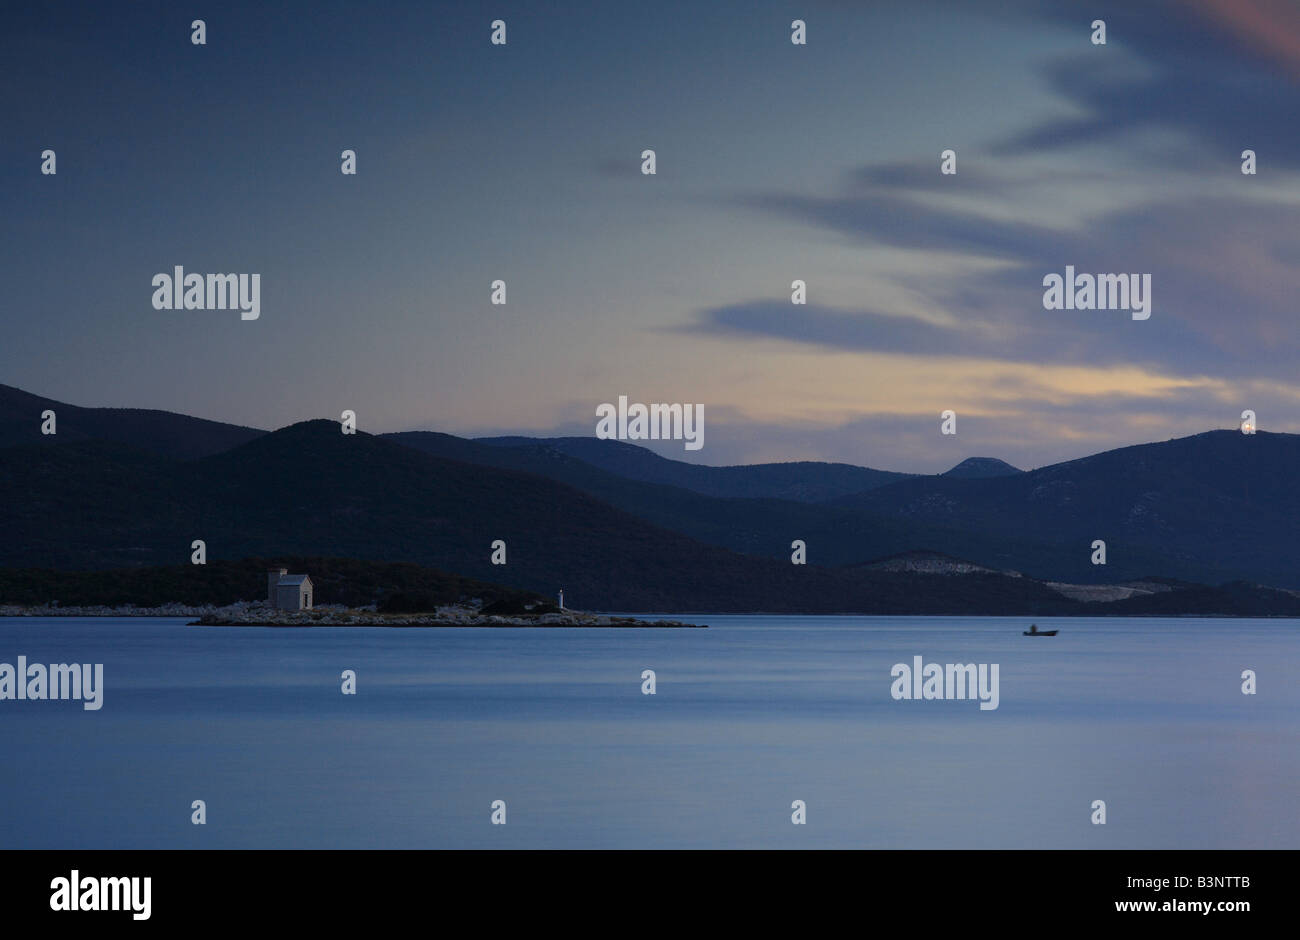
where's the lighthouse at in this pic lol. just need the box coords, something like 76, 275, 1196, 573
558, 588, 565, 610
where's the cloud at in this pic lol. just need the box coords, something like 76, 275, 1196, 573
1191, 0, 1300, 78
741, 190, 1072, 261
848, 160, 1009, 195
697, 185, 1300, 383
994, 0, 1300, 164
682, 300, 967, 355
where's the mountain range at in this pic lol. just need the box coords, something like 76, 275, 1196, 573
475, 434, 914, 501
1, 383, 1296, 613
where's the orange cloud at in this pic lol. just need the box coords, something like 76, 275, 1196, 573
1190, 0, 1300, 76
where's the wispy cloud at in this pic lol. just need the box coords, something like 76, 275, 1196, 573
696, 185, 1300, 382
995, 0, 1300, 162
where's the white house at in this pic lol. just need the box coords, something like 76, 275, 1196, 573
266, 567, 313, 610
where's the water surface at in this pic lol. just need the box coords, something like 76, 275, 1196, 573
0, 615, 1294, 848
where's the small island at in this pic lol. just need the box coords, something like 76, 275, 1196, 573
190, 604, 705, 628
0, 600, 704, 627
190, 568, 705, 627
0, 561, 705, 627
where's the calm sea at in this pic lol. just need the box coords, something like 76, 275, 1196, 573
1, 615, 1295, 849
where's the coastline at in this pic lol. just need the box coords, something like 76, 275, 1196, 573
2, 601, 1296, 621
0, 602, 704, 628
191, 610, 707, 628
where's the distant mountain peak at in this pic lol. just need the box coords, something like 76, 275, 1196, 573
852, 549, 1022, 578
942, 457, 1023, 478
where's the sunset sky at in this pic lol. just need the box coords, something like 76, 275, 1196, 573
4, 0, 1300, 472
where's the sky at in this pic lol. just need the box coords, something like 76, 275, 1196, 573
4, 0, 1300, 472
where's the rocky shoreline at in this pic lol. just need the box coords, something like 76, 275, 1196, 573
193, 604, 703, 628
0, 602, 239, 618
0, 601, 704, 628
195, 613, 703, 627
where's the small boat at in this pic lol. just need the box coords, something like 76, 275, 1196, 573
1023, 624, 1057, 636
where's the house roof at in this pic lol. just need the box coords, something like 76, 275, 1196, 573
278, 575, 311, 586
